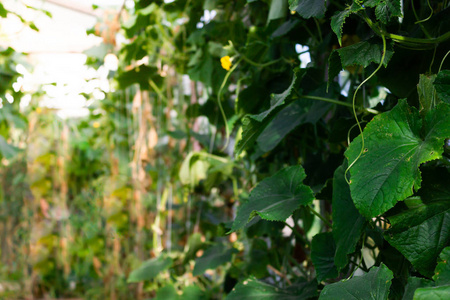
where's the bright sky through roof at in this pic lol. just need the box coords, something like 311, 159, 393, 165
0, 0, 123, 118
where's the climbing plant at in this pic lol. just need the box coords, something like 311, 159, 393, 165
118, 0, 450, 299
0, 0, 449, 299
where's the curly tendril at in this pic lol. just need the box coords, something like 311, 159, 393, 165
345, 35, 387, 184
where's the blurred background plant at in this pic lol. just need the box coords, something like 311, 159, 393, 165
1, 0, 247, 298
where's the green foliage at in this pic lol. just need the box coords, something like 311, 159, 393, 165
311, 232, 338, 282
403, 277, 434, 300
193, 244, 238, 276
2, 0, 450, 298
385, 168, 450, 277
434, 247, 450, 286
413, 285, 450, 300
328, 37, 394, 85
365, 0, 403, 24
332, 163, 366, 270
289, 0, 326, 19
231, 165, 314, 231
418, 74, 437, 114
153, 285, 207, 300
0, 135, 21, 159
127, 256, 173, 283
330, 2, 363, 46
434, 70, 450, 104
345, 100, 450, 218
226, 277, 318, 300
408, 248, 450, 298
179, 151, 234, 189
116, 65, 161, 90
255, 97, 331, 154
319, 264, 394, 299
0, 3, 8, 18
235, 71, 301, 155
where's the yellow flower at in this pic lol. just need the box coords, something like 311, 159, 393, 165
36, 107, 42, 114
93, 121, 100, 128
220, 56, 232, 71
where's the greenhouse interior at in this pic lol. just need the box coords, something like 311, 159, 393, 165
0, 0, 449, 299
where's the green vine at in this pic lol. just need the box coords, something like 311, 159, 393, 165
345, 34, 387, 183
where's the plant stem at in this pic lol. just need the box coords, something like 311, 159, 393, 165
267, 264, 292, 285
218, 57, 241, 151
438, 50, 450, 73
149, 79, 167, 102
411, 0, 432, 39
345, 34, 387, 184
298, 95, 379, 114
308, 205, 332, 228
348, 258, 369, 272
284, 222, 310, 246
287, 254, 309, 278
300, 95, 353, 108
241, 55, 283, 68
362, 14, 450, 47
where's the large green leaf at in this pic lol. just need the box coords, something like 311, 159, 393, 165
127, 255, 173, 283
330, 2, 363, 46
226, 277, 317, 300
193, 244, 238, 276
434, 70, 450, 104
434, 247, 450, 286
336, 38, 394, 68
235, 117, 268, 155
413, 285, 450, 300
403, 277, 434, 300
332, 164, 366, 271
328, 38, 394, 85
311, 232, 338, 282
365, 0, 402, 24
289, 0, 326, 19
385, 168, 450, 277
404, 246, 450, 297
255, 98, 331, 153
377, 0, 402, 24
319, 264, 393, 299
231, 165, 314, 231
345, 100, 450, 218
251, 72, 297, 122
235, 71, 303, 155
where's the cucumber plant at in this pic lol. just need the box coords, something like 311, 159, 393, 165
118, 0, 450, 299
2, 0, 449, 298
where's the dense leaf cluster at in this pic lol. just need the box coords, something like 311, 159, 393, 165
1, 0, 450, 299
116, 0, 450, 299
